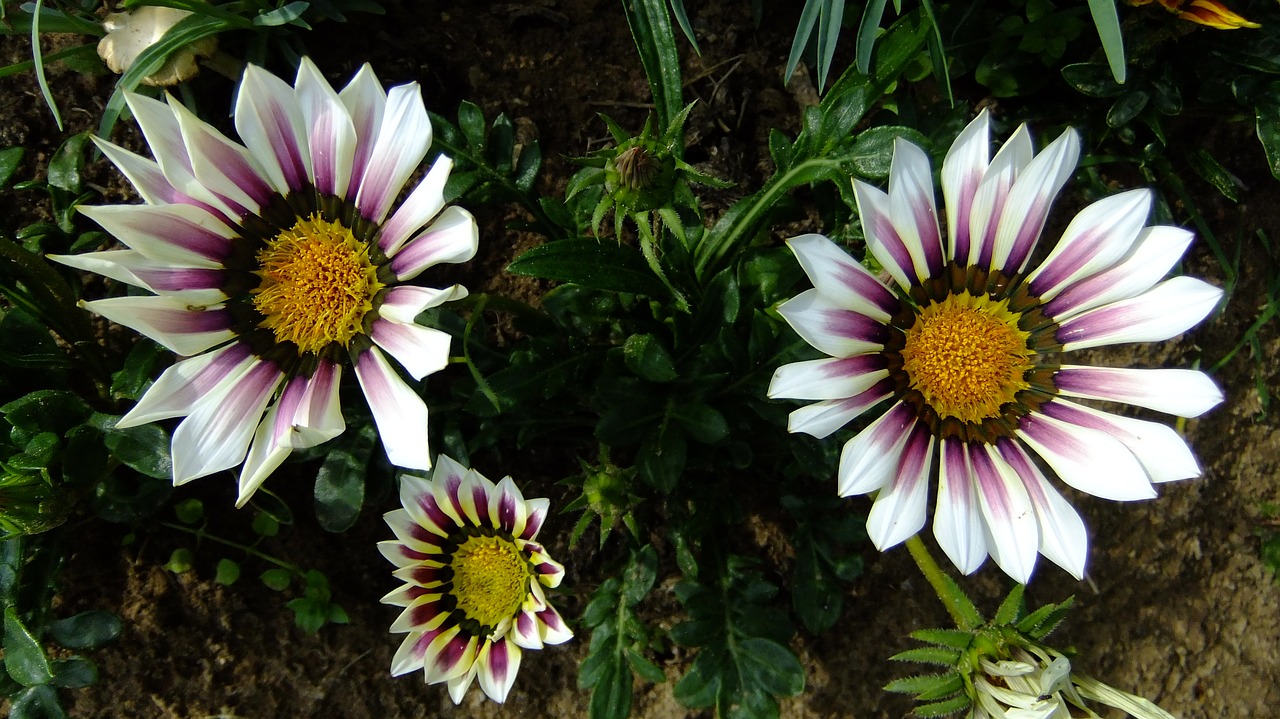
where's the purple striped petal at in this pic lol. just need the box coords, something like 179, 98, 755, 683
786, 233, 899, 320
170, 98, 272, 214
1054, 365, 1223, 418
1038, 399, 1201, 483
837, 400, 917, 496
511, 610, 544, 650
397, 475, 456, 538
369, 317, 452, 381
941, 111, 990, 264
288, 360, 345, 447
378, 284, 469, 324
1043, 226, 1194, 321
92, 137, 232, 225
117, 342, 254, 427
489, 477, 527, 536
378, 156, 454, 256
1056, 277, 1222, 351
768, 355, 889, 401
377, 539, 431, 568
933, 438, 987, 575
970, 124, 1033, 270
171, 358, 284, 484
537, 605, 573, 644
457, 469, 495, 526
384, 507, 447, 553
295, 57, 357, 198
996, 438, 1088, 579
423, 629, 479, 684
389, 206, 480, 281
991, 127, 1079, 274
236, 373, 309, 506
776, 289, 891, 359
123, 91, 199, 195
428, 456, 470, 527
477, 639, 522, 703
888, 138, 945, 278
47, 249, 226, 304
854, 180, 916, 290
785, 378, 894, 439
355, 82, 432, 223
1017, 411, 1154, 501
866, 424, 934, 550
234, 64, 312, 194
389, 630, 435, 676
379, 582, 431, 607
354, 346, 432, 471
520, 497, 549, 540
79, 203, 235, 266
82, 296, 234, 356
1027, 189, 1151, 300
968, 443, 1038, 583
337, 64, 387, 195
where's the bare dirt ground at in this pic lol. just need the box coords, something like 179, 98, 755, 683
1, 1, 1278, 717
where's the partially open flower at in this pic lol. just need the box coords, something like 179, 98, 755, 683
379, 457, 572, 703
97, 7, 218, 86
1129, 0, 1260, 29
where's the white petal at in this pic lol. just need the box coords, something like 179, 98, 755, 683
46, 249, 226, 304
237, 399, 293, 507
1057, 277, 1222, 351
171, 358, 284, 484
389, 206, 480, 281
969, 444, 1039, 584
234, 64, 312, 194
776, 289, 890, 359
379, 156, 454, 256
1043, 225, 1194, 320
785, 233, 899, 321
1017, 411, 1155, 501
853, 180, 915, 290
337, 63, 386, 193
91, 136, 227, 219
933, 438, 988, 575
996, 439, 1088, 579
836, 401, 916, 496
887, 138, 944, 277
117, 343, 256, 427
355, 82, 432, 223
785, 380, 894, 439
990, 127, 1079, 274
81, 296, 234, 356
866, 427, 934, 550
1053, 365, 1223, 418
290, 361, 346, 447
354, 346, 432, 470
1039, 399, 1202, 483
1026, 189, 1152, 301
970, 124, 1033, 269
768, 355, 889, 400
295, 57, 357, 198
169, 96, 272, 214
78, 203, 236, 267
370, 318, 452, 381
476, 639, 522, 703
941, 110, 990, 264
379, 284, 469, 324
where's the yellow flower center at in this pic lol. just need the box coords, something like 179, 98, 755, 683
449, 535, 532, 630
899, 292, 1034, 424
251, 214, 384, 355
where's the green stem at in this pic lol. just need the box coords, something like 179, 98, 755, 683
905, 534, 974, 630
161, 521, 303, 574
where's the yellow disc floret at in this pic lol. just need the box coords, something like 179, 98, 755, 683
251, 214, 383, 355
899, 292, 1034, 424
449, 535, 532, 630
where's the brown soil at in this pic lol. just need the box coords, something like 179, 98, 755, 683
2, 1, 1278, 718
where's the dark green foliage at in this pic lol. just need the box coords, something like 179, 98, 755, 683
578, 546, 664, 719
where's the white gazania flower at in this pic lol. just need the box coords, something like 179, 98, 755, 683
50, 59, 478, 506
97, 7, 218, 86
379, 457, 572, 703
970, 648, 1174, 719
769, 110, 1224, 583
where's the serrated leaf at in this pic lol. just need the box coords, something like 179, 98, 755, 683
884, 671, 959, 695
889, 646, 962, 667
914, 693, 973, 717
909, 628, 975, 650
993, 583, 1025, 626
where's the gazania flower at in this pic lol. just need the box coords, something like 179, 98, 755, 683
379, 456, 572, 703
97, 6, 218, 86
768, 111, 1223, 582
50, 59, 477, 506
1129, 0, 1260, 30
971, 648, 1175, 719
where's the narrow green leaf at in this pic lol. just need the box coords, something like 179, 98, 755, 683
624, 0, 684, 132
253, 1, 310, 27
855, 0, 890, 75
667, 0, 701, 53
589, 660, 633, 719
30, 0, 63, 131
884, 671, 962, 697
784, 0, 821, 85
914, 693, 974, 717
1187, 148, 1243, 203
992, 583, 1025, 626
508, 238, 670, 297
888, 646, 962, 666
1086, 0, 1126, 84
815, 0, 845, 93
908, 628, 975, 649
4, 607, 53, 686
1106, 90, 1149, 128
1255, 88, 1280, 181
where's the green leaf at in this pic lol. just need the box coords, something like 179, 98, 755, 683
848, 125, 928, 180
993, 583, 1025, 626
260, 568, 292, 591
1255, 86, 1280, 181
45, 611, 121, 650
457, 101, 487, 150
110, 340, 167, 401
46, 132, 89, 194
672, 648, 723, 708
636, 423, 686, 493
1086, 0, 1126, 84
914, 693, 973, 717
313, 425, 375, 532
102, 422, 173, 480
508, 238, 671, 297
174, 498, 203, 525
214, 558, 241, 586
909, 628, 975, 649
884, 671, 961, 696
1061, 62, 1125, 98
1, 390, 91, 435
252, 512, 279, 537
623, 0, 684, 134
4, 607, 53, 686
738, 637, 805, 697
0, 147, 24, 189
889, 646, 962, 666
672, 403, 728, 444
50, 657, 96, 688
621, 544, 658, 606
626, 646, 667, 683
1106, 90, 1148, 128
287, 598, 326, 634
589, 660, 633, 719
163, 548, 193, 574
623, 334, 678, 382
253, 1, 310, 26
9, 684, 66, 719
